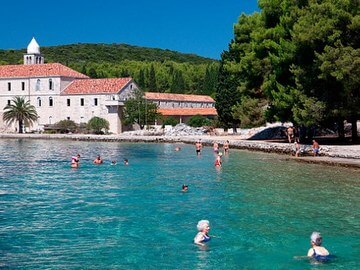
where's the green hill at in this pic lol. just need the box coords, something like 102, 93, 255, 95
0, 43, 216, 65
0, 43, 219, 96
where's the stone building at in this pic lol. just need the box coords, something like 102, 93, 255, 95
145, 92, 217, 124
0, 38, 217, 133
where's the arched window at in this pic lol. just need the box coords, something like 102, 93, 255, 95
49, 97, 53, 107
36, 79, 40, 91
37, 97, 42, 107
49, 79, 53, 90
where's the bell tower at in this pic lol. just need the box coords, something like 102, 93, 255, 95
23, 37, 44, 65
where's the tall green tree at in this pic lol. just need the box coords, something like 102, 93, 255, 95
123, 89, 159, 129
3, 96, 38, 133
170, 70, 186, 93
217, 0, 359, 140
148, 64, 157, 91
215, 48, 241, 131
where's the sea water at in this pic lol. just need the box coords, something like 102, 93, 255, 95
0, 139, 359, 270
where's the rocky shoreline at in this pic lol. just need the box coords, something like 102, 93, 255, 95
1, 132, 359, 169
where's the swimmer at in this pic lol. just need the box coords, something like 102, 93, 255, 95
71, 153, 80, 168
123, 158, 129, 165
307, 232, 331, 262
194, 220, 211, 246
182, 184, 188, 192
223, 140, 229, 153
175, 147, 181, 151
111, 160, 117, 165
195, 140, 202, 156
93, 155, 103, 164
213, 142, 219, 154
214, 154, 222, 167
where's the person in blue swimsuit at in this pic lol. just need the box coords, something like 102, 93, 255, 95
307, 232, 331, 262
194, 220, 211, 246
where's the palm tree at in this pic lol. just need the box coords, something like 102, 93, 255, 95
3, 96, 38, 133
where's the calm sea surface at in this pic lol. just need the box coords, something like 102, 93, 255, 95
0, 139, 359, 269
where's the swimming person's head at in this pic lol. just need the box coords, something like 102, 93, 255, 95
197, 220, 210, 232
310, 232, 323, 246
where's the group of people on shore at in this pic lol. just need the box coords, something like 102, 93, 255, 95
286, 126, 321, 157
71, 154, 128, 168
293, 139, 321, 157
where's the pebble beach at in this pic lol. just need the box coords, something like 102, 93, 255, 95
1, 132, 359, 169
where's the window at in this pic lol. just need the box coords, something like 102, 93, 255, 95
67, 117, 70, 120
8, 82, 11, 91
37, 97, 42, 107
22, 82, 25, 91
94, 98, 98, 106
49, 97, 53, 107
7, 100, 11, 105
36, 79, 40, 91
67, 99, 71, 106
80, 98, 84, 106
49, 79, 53, 90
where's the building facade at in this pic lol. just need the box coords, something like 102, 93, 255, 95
0, 38, 217, 134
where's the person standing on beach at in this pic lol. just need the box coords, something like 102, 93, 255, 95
294, 141, 301, 157
287, 126, 294, 143
195, 140, 202, 156
312, 140, 320, 156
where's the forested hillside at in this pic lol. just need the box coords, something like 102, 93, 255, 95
0, 43, 219, 96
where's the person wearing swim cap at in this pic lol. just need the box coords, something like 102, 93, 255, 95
194, 220, 211, 246
307, 232, 330, 262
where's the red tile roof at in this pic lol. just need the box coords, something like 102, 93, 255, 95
158, 108, 217, 116
0, 63, 88, 78
62, 77, 132, 95
145, 92, 215, 103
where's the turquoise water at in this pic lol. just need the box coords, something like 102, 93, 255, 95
0, 139, 359, 269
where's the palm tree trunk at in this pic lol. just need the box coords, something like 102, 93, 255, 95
18, 121, 23, 133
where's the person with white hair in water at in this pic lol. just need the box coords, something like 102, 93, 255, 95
194, 220, 211, 246
307, 232, 330, 262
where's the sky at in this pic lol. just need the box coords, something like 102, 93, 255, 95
0, 0, 259, 59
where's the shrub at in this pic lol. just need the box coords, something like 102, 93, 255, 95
87, 117, 109, 134
55, 119, 78, 133
163, 116, 179, 127
187, 114, 211, 127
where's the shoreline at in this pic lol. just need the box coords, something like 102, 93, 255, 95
1, 133, 360, 169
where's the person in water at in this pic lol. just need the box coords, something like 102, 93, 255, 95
71, 154, 80, 168
123, 158, 129, 165
223, 140, 229, 153
194, 220, 211, 246
195, 140, 202, 156
182, 184, 188, 192
214, 153, 222, 167
111, 160, 117, 165
307, 232, 330, 262
213, 142, 219, 154
93, 155, 103, 164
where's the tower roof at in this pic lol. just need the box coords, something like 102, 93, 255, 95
27, 37, 41, 54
